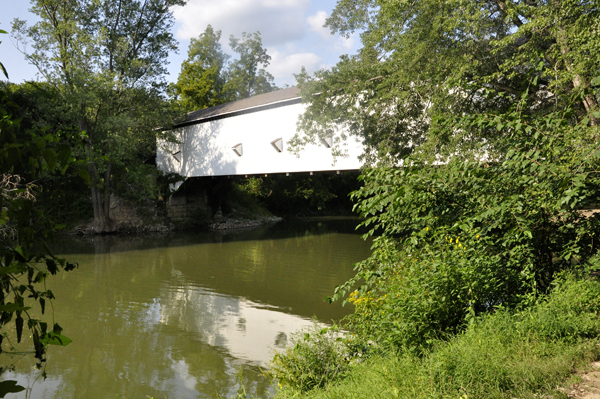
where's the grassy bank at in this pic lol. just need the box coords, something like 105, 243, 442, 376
272, 274, 600, 399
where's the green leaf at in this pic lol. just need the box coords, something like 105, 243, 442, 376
0, 62, 8, 79
43, 148, 57, 170
0, 264, 26, 275
53, 322, 63, 334
13, 247, 27, 262
0, 380, 26, 397
34, 271, 47, 283
78, 168, 90, 184
537, 60, 544, 71
57, 144, 72, 168
46, 258, 58, 275
40, 332, 72, 346
0, 303, 31, 312
16, 315, 23, 343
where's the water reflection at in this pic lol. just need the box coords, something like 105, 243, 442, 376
2, 218, 371, 399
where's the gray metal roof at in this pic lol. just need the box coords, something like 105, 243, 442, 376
174, 86, 301, 128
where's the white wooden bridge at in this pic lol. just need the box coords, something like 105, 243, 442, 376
156, 87, 364, 179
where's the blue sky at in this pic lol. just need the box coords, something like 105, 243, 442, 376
0, 0, 360, 88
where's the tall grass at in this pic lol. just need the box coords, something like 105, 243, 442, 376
274, 274, 600, 398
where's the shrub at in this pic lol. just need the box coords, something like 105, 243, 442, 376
274, 274, 600, 399
334, 104, 600, 350
269, 323, 364, 393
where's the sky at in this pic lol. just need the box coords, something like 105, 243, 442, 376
0, 0, 361, 88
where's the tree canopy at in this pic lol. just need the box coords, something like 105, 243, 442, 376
171, 26, 278, 112
292, 0, 600, 164
291, 0, 600, 352
12, 0, 184, 232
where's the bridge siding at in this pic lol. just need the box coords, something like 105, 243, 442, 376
157, 102, 363, 178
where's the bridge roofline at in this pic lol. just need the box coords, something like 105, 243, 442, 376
173, 86, 301, 129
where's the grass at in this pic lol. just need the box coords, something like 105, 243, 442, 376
273, 274, 600, 399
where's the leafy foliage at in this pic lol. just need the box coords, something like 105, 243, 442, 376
275, 272, 600, 398
292, 0, 600, 163
269, 323, 362, 393
336, 91, 600, 349
291, 0, 600, 394
0, 81, 94, 227
224, 31, 278, 100
288, 0, 600, 353
0, 87, 78, 396
169, 25, 230, 111
171, 26, 277, 112
12, 0, 183, 232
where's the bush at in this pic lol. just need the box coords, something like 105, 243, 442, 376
275, 274, 600, 399
334, 104, 600, 349
269, 323, 364, 393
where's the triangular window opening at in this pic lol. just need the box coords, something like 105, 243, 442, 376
321, 135, 333, 148
271, 138, 283, 153
232, 143, 243, 157
173, 151, 182, 163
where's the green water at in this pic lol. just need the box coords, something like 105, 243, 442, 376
2, 218, 371, 398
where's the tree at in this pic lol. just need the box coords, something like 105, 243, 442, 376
224, 31, 277, 100
170, 25, 229, 111
12, 0, 184, 233
291, 0, 600, 164
2, 80, 96, 226
293, 0, 600, 350
171, 27, 277, 112
0, 33, 78, 395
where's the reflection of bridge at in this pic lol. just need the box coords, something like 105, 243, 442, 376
157, 87, 364, 179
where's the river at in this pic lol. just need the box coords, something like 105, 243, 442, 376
2, 217, 372, 398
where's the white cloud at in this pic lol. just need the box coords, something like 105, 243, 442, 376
267, 50, 323, 86
336, 34, 356, 50
172, 0, 310, 46
307, 11, 331, 40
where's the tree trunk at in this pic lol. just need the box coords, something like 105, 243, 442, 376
89, 162, 115, 234
79, 118, 115, 234
557, 28, 599, 125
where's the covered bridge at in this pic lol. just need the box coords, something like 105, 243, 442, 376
156, 87, 364, 178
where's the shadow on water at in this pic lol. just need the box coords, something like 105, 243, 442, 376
3, 218, 372, 399
51, 217, 372, 323
53, 216, 369, 255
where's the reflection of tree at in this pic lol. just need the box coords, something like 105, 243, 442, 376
12, 241, 270, 398
163, 232, 369, 320
10, 220, 371, 398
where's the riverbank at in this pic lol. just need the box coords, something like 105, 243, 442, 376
61, 172, 361, 235
66, 193, 283, 235
271, 273, 600, 399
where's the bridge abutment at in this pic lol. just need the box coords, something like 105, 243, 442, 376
166, 177, 232, 227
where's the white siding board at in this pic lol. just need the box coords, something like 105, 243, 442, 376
157, 103, 363, 177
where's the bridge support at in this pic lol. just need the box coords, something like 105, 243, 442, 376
166, 177, 231, 227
